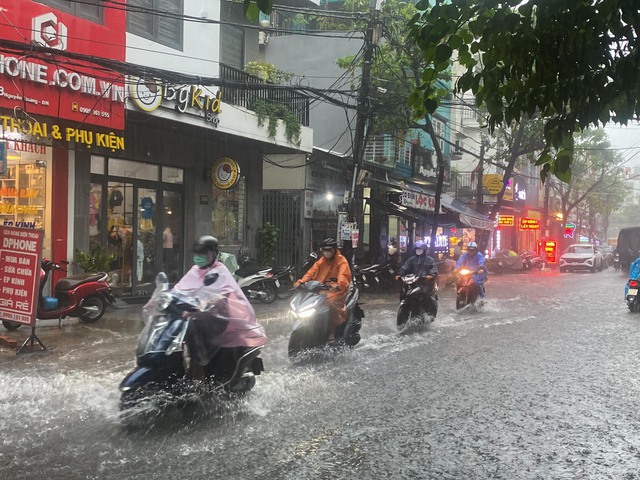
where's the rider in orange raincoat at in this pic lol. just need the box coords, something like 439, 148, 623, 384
295, 238, 352, 339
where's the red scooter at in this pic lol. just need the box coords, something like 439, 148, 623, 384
454, 267, 486, 310
2, 259, 115, 331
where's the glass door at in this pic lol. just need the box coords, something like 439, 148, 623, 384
136, 187, 158, 294
162, 190, 182, 283
106, 181, 134, 296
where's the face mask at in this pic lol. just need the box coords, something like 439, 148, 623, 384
193, 254, 209, 268
322, 250, 334, 259
415, 249, 424, 256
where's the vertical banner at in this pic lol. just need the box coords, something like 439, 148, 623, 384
351, 229, 360, 248
0, 226, 43, 327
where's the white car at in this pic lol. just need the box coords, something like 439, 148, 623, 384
559, 243, 604, 273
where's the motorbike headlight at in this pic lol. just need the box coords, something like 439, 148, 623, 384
296, 308, 317, 319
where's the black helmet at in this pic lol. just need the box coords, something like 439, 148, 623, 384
193, 235, 219, 255
320, 238, 338, 250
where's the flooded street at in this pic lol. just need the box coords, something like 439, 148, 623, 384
2, 269, 640, 479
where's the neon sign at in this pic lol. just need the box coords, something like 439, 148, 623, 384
519, 218, 540, 231
564, 223, 576, 238
498, 215, 515, 227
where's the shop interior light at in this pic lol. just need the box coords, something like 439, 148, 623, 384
325, 192, 334, 201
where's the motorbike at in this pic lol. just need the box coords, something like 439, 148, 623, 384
119, 272, 265, 410
236, 249, 295, 301
357, 261, 402, 293
287, 280, 364, 359
2, 259, 115, 331
614, 252, 621, 271
353, 263, 378, 292
396, 274, 438, 329
298, 252, 319, 279
520, 251, 544, 270
455, 267, 486, 310
626, 278, 640, 312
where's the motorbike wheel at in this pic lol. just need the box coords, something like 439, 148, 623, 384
396, 306, 411, 328
2, 320, 20, 331
79, 295, 107, 323
257, 283, 277, 304
456, 293, 467, 310
288, 329, 314, 358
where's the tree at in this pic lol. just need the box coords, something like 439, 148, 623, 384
550, 130, 627, 241
335, 0, 455, 254
408, 0, 640, 182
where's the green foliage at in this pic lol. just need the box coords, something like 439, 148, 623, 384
245, 61, 294, 84
408, 0, 640, 182
253, 99, 302, 146
243, 0, 272, 21
258, 222, 279, 265
74, 244, 115, 273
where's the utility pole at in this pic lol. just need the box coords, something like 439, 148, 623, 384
347, 0, 378, 264
475, 137, 486, 250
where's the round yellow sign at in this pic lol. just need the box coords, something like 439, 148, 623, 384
485, 176, 503, 195
211, 157, 240, 190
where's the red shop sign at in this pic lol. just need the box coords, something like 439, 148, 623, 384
519, 217, 540, 231
0, 226, 43, 327
0, 1, 126, 129
537, 239, 558, 264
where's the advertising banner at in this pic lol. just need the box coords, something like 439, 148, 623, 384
0, 1, 126, 129
519, 217, 541, 231
0, 226, 43, 327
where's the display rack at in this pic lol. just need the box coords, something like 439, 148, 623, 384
0, 163, 46, 229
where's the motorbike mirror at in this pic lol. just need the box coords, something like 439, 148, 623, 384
203, 272, 219, 286
310, 252, 318, 259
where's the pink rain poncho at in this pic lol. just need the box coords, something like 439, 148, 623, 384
173, 260, 267, 350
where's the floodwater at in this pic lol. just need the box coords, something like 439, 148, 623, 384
1, 269, 640, 479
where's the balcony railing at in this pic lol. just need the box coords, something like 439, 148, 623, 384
448, 171, 479, 200
363, 134, 411, 169
220, 64, 310, 127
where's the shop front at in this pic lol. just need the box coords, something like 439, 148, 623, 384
88, 156, 185, 295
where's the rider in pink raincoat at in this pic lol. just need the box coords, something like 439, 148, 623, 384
173, 235, 267, 367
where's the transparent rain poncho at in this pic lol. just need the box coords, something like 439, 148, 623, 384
142, 261, 267, 366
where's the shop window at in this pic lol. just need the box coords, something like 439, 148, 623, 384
162, 166, 184, 184
127, 0, 184, 51
108, 158, 158, 181
0, 142, 52, 257
89, 183, 102, 247
36, 0, 103, 23
91, 155, 104, 174
212, 178, 245, 247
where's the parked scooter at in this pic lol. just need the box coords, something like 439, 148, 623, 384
2, 259, 114, 331
454, 267, 486, 309
236, 249, 295, 301
626, 278, 640, 312
287, 280, 364, 359
119, 272, 265, 410
396, 274, 437, 329
520, 251, 544, 270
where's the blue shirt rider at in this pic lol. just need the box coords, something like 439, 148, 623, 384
455, 241, 487, 298
625, 251, 640, 298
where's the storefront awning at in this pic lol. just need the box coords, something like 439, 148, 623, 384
367, 177, 494, 231
440, 193, 494, 230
